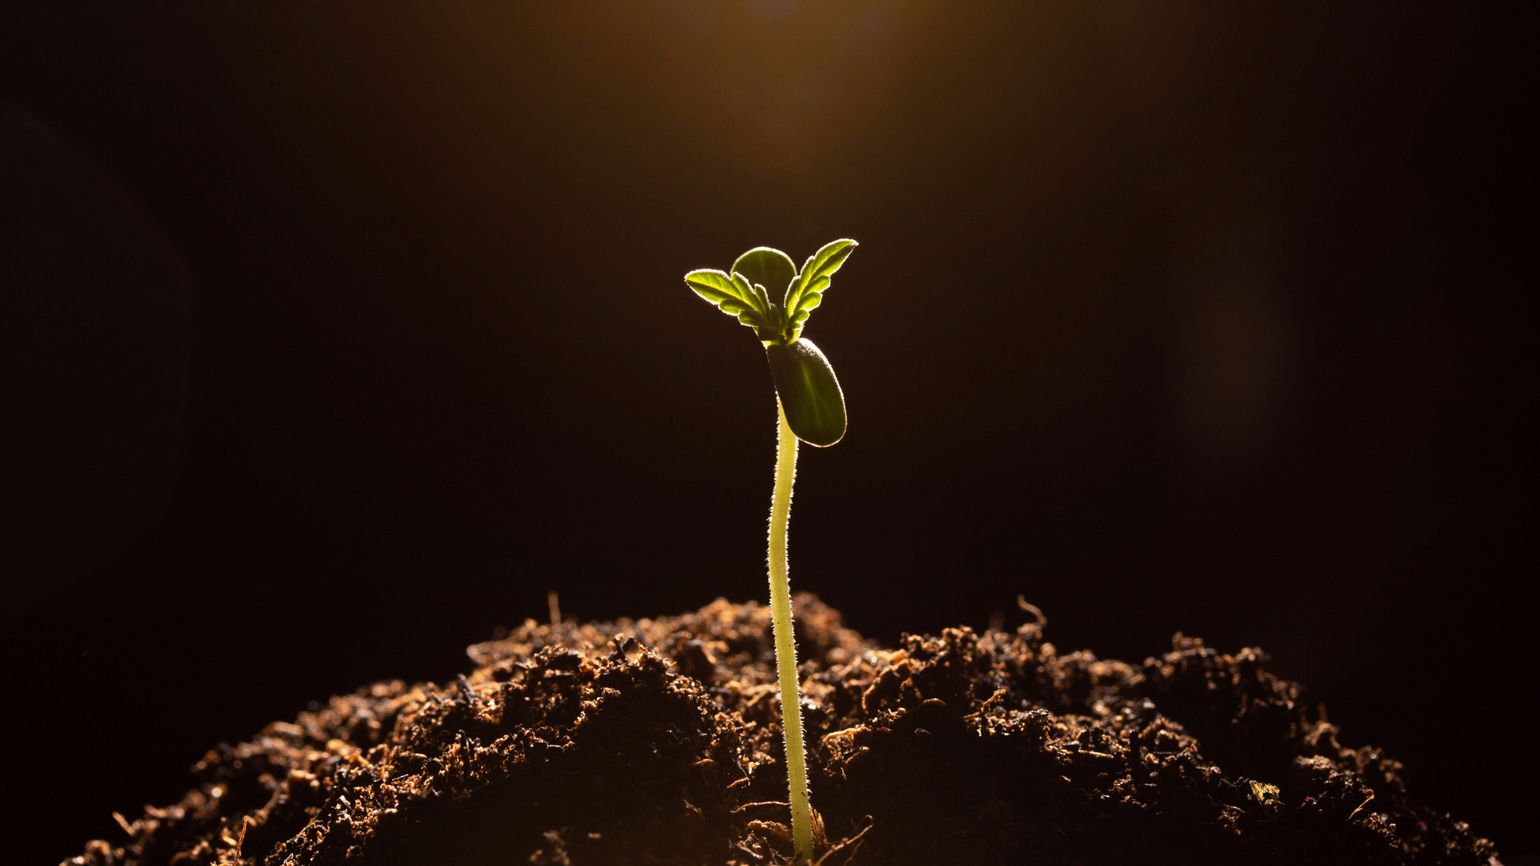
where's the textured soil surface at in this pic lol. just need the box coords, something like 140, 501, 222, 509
68, 596, 1500, 865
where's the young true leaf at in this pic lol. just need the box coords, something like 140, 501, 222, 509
732, 247, 797, 339
685, 268, 772, 338
784, 238, 857, 343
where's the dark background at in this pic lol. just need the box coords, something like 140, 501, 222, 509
3, 3, 1532, 864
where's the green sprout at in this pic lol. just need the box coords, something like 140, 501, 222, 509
685, 239, 857, 862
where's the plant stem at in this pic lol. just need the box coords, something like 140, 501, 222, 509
769, 400, 814, 862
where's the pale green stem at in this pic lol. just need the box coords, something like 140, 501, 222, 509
769, 400, 814, 861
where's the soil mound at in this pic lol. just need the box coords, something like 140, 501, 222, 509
68, 596, 1499, 865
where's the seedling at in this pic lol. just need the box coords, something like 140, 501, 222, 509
685, 239, 857, 862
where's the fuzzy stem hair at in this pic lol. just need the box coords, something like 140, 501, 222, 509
768, 400, 814, 860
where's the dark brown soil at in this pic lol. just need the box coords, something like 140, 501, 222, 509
67, 596, 1500, 866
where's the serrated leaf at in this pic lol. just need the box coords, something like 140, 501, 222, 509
686, 268, 771, 336
685, 268, 736, 296
786, 240, 856, 310
784, 239, 857, 342
749, 280, 773, 313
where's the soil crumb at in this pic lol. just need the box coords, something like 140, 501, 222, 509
68, 596, 1500, 865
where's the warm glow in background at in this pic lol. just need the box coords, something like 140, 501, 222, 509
3, 4, 1530, 863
